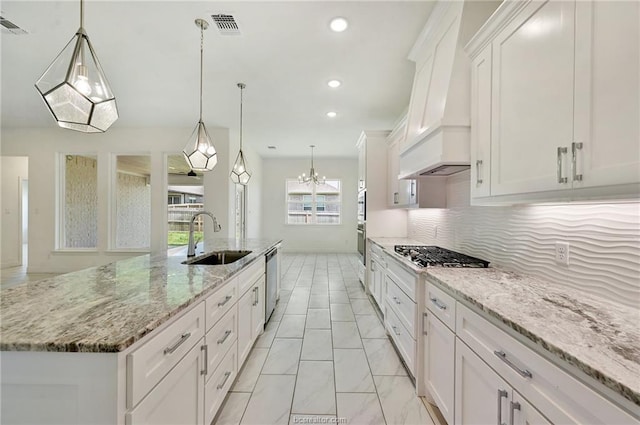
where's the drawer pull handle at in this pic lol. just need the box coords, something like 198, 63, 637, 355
391, 325, 401, 336
423, 312, 428, 336
494, 350, 532, 378
497, 389, 508, 425
218, 295, 233, 307
201, 344, 208, 376
253, 287, 259, 306
557, 146, 568, 184
217, 330, 232, 345
163, 332, 191, 355
572, 142, 583, 182
217, 371, 232, 390
510, 401, 521, 425
476, 159, 483, 185
430, 297, 447, 310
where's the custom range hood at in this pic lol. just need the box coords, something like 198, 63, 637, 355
399, 1, 499, 178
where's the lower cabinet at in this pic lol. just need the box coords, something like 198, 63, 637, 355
237, 276, 266, 367
204, 342, 238, 425
423, 311, 455, 425
126, 339, 205, 425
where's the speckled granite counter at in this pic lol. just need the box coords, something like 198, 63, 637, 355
368, 237, 640, 408
0, 238, 281, 353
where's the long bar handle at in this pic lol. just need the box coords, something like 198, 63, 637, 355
494, 350, 533, 378
557, 147, 568, 183
218, 295, 233, 307
423, 312, 428, 336
497, 389, 508, 425
510, 401, 521, 425
201, 344, 208, 376
394, 192, 399, 204
391, 325, 401, 336
253, 287, 259, 306
476, 159, 484, 184
217, 330, 232, 345
217, 371, 232, 390
572, 142, 583, 182
163, 332, 191, 355
430, 297, 447, 311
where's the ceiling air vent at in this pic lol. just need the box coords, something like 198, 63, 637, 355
0, 15, 28, 35
211, 14, 240, 35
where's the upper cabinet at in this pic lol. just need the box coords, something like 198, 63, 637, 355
466, 0, 640, 204
386, 114, 414, 208
399, 1, 500, 179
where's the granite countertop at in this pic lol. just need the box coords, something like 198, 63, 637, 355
368, 237, 640, 408
0, 238, 281, 353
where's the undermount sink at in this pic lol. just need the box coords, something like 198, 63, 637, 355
183, 250, 252, 265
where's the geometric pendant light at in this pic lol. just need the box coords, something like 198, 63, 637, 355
35, 0, 118, 133
230, 82, 251, 185
183, 19, 217, 172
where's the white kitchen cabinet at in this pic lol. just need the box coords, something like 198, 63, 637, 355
511, 392, 553, 425
423, 311, 455, 425
204, 342, 238, 425
237, 276, 265, 367
368, 243, 386, 311
126, 339, 205, 425
386, 117, 414, 208
466, 0, 640, 202
253, 277, 266, 338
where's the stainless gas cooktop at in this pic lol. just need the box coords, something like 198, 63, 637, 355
394, 245, 490, 268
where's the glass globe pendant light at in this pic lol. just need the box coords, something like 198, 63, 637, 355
298, 145, 326, 185
230, 83, 251, 185
35, 0, 118, 133
183, 19, 217, 172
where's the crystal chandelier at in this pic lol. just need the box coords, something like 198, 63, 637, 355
298, 145, 325, 185
230, 83, 251, 185
183, 19, 217, 172
35, 0, 118, 133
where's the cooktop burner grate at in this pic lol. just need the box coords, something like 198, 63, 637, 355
394, 245, 490, 268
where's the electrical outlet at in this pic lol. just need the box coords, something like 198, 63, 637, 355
555, 242, 570, 266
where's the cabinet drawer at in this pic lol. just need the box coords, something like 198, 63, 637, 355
238, 257, 265, 296
205, 304, 238, 380
385, 257, 417, 302
385, 300, 416, 376
127, 303, 205, 409
456, 303, 637, 424
426, 282, 456, 331
386, 278, 416, 338
205, 278, 238, 332
370, 243, 384, 260
204, 341, 238, 425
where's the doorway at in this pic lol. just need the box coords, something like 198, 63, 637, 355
20, 178, 28, 266
235, 184, 247, 240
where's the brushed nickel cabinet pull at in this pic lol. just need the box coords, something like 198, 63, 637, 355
497, 389, 508, 425
557, 147, 568, 183
217, 330, 232, 345
218, 295, 232, 307
476, 159, 484, 184
572, 142, 583, 182
163, 332, 191, 355
494, 350, 533, 378
201, 344, 208, 376
430, 297, 447, 311
510, 401, 521, 425
217, 371, 232, 390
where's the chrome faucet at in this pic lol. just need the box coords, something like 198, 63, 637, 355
187, 211, 222, 257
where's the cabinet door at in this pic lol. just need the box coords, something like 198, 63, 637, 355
370, 259, 380, 307
491, 0, 575, 196
237, 289, 254, 367
511, 391, 552, 425
455, 338, 511, 425
252, 279, 266, 339
470, 45, 492, 198
388, 141, 400, 207
126, 340, 204, 425
573, 1, 640, 189
358, 142, 366, 191
424, 313, 455, 425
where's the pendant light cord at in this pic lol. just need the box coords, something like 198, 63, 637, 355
199, 23, 204, 122
80, 0, 84, 29
239, 85, 244, 150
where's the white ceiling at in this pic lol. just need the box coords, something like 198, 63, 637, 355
1, 1, 435, 158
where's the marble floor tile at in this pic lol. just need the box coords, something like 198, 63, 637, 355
214, 392, 251, 425
255, 320, 280, 348
276, 315, 306, 338
374, 375, 433, 425
240, 375, 296, 425
271, 302, 288, 321
329, 290, 350, 304
350, 298, 376, 315
231, 348, 269, 392
329, 281, 346, 291
305, 309, 331, 329
292, 361, 336, 415
289, 415, 336, 425
330, 303, 355, 322
308, 294, 329, 308
333, 349, 375, 393
331, 322, 362, 349
300, 329, 333, 361
278, 289, 292, 303
262, 339, 302, 375
355, 315, 387, 339
285, 298, 310, 315
336, 393, 386, 425
362, 338, 407, 376
346, 286, 368, 299
296, 279, 313, 287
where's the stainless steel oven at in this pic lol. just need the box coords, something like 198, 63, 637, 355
357, 223, 365, 262
357, 190, 366, 224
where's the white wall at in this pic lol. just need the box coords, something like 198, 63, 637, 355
261, 158, 358, 252
408, 171, 640, 308
1, 126, 230, 274
1, 156, 28, 268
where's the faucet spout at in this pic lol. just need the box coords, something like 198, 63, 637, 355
187, 211, 222, 257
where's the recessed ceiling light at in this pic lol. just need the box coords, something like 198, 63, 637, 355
327, 79, 342, 88
329, 17, 348, 32
268, 146, 277, 149
326, 111, 337, 118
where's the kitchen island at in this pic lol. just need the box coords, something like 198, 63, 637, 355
0, 238, 281, 425
368, 237, 640, 423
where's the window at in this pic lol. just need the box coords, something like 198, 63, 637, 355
167, 154, 204, 247
59, 154, 98, 248
286, 179, 341, 224
113, 155, 151, 249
